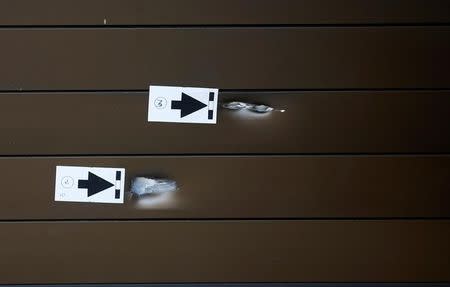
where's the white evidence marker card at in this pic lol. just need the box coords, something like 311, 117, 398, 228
55, 166, 125, 204
148, 85, 219, 124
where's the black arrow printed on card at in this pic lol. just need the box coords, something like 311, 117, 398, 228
171, 92, 207, 118
78, 172, 114, 197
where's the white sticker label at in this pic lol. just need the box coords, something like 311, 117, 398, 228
148, 85, 219, 124
55, 166, 125, 204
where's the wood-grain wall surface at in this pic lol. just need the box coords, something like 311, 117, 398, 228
6, 286, 448, 287
0, 156, 449, 220
0, 221, 449, 284
0, 0, 449, 25
0, 91, 448, 155
0, 28, 449, 90
0, 1, 449, 284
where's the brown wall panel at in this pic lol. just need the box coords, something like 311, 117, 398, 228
0, 91, 449, 155
0, 2, 448, 285
0, 28, 449, 90
0, 156, 448, 220
0, 0, 449, 25
0, 220, 449, 283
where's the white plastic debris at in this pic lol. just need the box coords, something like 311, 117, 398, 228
222, 101, 285, 113
130, 177, 178, 196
